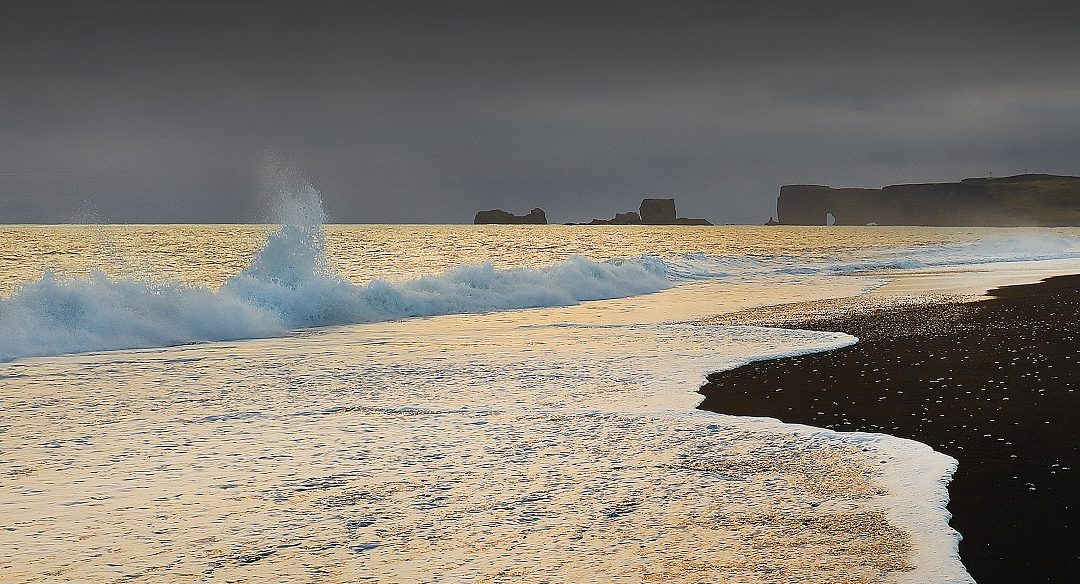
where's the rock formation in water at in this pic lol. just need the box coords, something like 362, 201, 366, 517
776, 174, 1080, 226
473, 208, 548, 225
638, 198, 676, 224
477, 198, 712, 226
673, 217, 713, 226
637, 198, 713, 226
589, 211, 642, 225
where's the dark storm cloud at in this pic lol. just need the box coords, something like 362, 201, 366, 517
3, 0, 1080, 223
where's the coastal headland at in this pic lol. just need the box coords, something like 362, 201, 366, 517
777, 174, 1080, 226
698, 275, 1080, 583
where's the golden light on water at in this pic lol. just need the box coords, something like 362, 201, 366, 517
4, 224, 1079, 582
0, 224, 1010, 296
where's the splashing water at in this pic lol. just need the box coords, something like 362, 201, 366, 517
0, 174, 671, 362
4, 165, 1080, 363
242, 163, 329, 288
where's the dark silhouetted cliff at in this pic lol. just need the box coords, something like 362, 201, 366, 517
637, 198, 712, 226
639, 198, 677, 224
776, 174, 1080, 226
474, 208, 548, 224
589, 212, 642, 225
564, 198, 714, 226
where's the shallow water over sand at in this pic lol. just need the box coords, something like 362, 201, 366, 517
5, 222, 1079, 582
1, 295, 961, 583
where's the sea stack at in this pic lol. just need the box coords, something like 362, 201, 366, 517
589, 212, 642, 225
639, 198, 677, 224
638, 198, 713, 226
473, 208, 548, 224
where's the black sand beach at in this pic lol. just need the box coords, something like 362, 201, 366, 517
698, 275, 1080, 583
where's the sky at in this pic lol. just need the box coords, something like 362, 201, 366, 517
3, 0, 1080, 224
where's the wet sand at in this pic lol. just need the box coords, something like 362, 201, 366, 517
698, 275, 1080, 583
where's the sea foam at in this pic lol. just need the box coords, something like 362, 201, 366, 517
0, 180, 670, 362
5, 174, 1080, 362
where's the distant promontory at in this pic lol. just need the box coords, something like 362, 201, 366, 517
774, 174, 1080, 226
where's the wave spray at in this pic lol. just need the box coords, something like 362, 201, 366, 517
0, 166, 671, 361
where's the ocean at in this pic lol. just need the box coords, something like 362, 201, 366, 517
4, 185, 1080, 582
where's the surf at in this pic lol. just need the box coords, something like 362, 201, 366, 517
0, 174, 671, 362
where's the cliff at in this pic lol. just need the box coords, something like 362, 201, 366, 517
638, 198, 713, 226
776, 174, 1080, 226
474, 208, 548, 225
639, 198, 677, 224
589, 212, 642, 225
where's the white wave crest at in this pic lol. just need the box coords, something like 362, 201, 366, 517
0, 181, 671, 362
5, 170, 1079, 363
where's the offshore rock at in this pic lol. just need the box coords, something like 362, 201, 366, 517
589, 212, 642, 225
639, 198, 677, 224
637, 198, 713, 226
673, 217, 713, 226
474, 208, 548, 225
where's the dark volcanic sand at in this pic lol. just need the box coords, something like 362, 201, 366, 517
698, 275, 1080, 584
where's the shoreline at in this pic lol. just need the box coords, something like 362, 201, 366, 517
697, 275, 1080, 583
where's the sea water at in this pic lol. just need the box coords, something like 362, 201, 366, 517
3, 182, 1080, 582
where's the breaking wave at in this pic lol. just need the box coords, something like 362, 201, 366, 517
0, 179, 671, 362
3, 169, 1080, 362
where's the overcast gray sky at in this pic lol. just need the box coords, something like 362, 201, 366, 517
3, 0, 1080, 224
